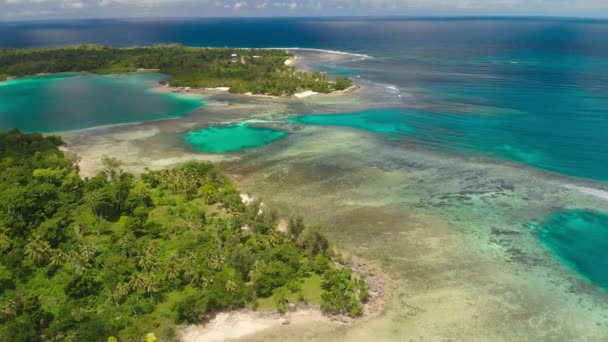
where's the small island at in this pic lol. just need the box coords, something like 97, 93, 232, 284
0, 130, 374, 341
0, 45, 353, 96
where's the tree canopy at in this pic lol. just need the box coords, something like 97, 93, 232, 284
0, 45, 353, 96
0, 130, 367, 341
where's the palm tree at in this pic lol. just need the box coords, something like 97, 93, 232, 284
49, 249, 67, 267
208, 254, 222, 271
248, 260, 266, 283
129, 273, 146, 293
268, 231, 282, 247
225, 280, 237, 294
84, 191, 103, 218
1, 299, 17, 320
148, 241, 161, 255
24, 236, 50, 265
202, 277, 214, 289
115, 282, 131, 299
79, 243, 96, 262
165, 264, 180, 281
142, 276, 158, 295
164, 256, 181, 281
138, 252, 158, 272
117, 236, 132, 257
180, 252, 198, 284
101, 155, 123, 181
132, 183, 152, 207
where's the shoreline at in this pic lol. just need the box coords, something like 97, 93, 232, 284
180, 254, 392, 342
154, 82, 360, 100
1, 47, 361, 100
153, 83, 359, 100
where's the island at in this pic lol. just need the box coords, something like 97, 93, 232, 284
0, 130, 373, 341
0, 45, 353, 96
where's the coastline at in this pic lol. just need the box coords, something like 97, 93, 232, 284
154, 83, 359, 99
50, 45, 608, 341
180, 254, 392, 342
1, 48, 360, 101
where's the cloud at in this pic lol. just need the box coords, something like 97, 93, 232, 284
1, 0, 608, 20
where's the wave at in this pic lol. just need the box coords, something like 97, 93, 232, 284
567, 185, 608, 201
52, 118, 168, 135
268, 47, 373, 60
386, 85, 399, 92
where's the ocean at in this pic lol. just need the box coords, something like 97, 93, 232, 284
3, 17, 608, 339
2, 17, 608, 180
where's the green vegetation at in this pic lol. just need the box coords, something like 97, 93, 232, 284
0, 45, 353, 96
0, 130, 367, 341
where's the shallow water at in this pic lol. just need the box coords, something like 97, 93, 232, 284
535, 210, 608, 290
184, 124, 287, 153
0, 73, 204, 132
290, 109, 414, 137
292, 105, 608, 181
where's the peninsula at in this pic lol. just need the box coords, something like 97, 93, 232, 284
0, 45, 353, 96
0, 130, 372, 341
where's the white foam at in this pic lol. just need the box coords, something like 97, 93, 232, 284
268, 47, 373, 60
568, 185, 608, 201
386, 85, 399, 91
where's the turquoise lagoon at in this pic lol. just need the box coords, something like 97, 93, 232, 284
291, 107, 608, 182
290, 109, 414, 137
0, 73, 204, 132
536, 211, 608, 290
184, 124, 287, 153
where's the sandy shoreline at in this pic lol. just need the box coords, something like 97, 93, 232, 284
151, 51, 359, 100
180, 255, 391, 342
180, 309, 324, 342
154, 83, 359, 100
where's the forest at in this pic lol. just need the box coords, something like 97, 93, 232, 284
0, 130, 368, 341
0, 45, 353, 96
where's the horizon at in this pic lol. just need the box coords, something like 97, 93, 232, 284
3, 14, 608, 24
2, 0, 608, 22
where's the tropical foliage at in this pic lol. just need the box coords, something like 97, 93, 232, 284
0, 45, 353, 96
0, 130, 366, 341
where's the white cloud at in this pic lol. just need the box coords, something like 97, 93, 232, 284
1, 0, 608, 20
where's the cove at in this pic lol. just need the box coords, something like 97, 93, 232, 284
0, 73, 204, 132
535, 210, 608, 290
184, 124, 287, 153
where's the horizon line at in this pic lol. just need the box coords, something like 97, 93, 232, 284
2, 14, 608, 24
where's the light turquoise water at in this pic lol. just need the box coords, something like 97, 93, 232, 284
291, 107, 608, 182
319, 65, 359, 77
535, 210, 608, 290
184, 124, 287, 153
0, 73, 204, 132
290, 110, 414, 137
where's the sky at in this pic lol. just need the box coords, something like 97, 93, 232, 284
1, 0, 608, 21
